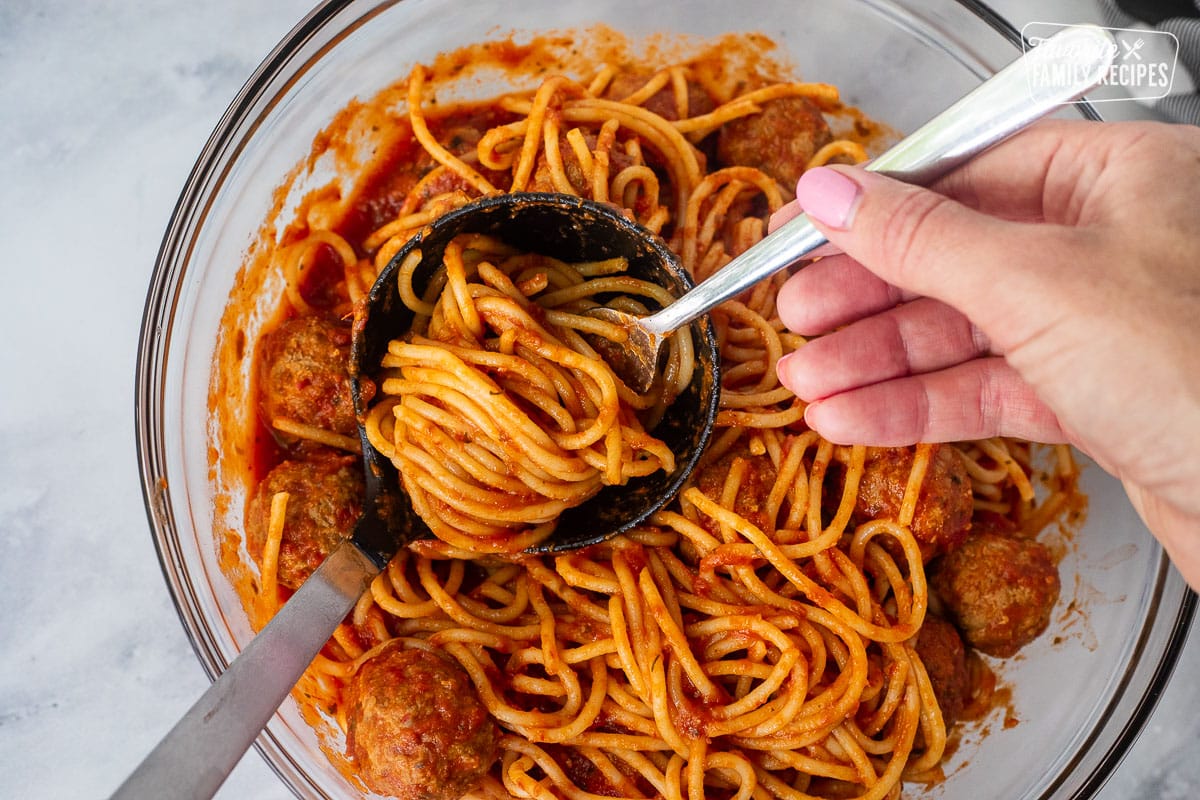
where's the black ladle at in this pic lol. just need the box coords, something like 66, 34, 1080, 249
111, 193, 719, 800
353, 193, 720, 554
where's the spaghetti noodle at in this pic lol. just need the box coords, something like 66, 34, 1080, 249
227, 34, 1082, 800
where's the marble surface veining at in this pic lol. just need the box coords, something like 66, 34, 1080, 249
0, 1, 1195, 798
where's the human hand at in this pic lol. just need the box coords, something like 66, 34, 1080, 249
770, 119, 1200, 588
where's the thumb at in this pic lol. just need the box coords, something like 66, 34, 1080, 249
789, 165, 1085, 343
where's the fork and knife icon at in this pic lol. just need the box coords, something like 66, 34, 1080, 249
1121, 37, 1145, 61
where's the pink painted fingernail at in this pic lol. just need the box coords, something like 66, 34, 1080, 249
803, 400, 824, 430
775, 352, 796, 385
795, 167, 862, 229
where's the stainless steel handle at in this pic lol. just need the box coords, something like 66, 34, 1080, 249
109, 540, 379, 800
644, 24, 1116, 336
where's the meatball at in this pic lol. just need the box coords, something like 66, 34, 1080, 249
529, 130, 635, 197
245, 451, 363, 590
603, 70, 716, 121
529, 133, 594, 196
854, 445, 973, 557
257, 315, 357, 437
716, 96, 832, 193
346, 644, 499, 800
913, 614, 970, 727
931, 533, 1061, 658
694, 446, 778, 536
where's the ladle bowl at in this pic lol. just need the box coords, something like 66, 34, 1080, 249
351, 192, 721, 553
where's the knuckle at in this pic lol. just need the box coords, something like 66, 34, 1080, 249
889, 376, 932, 446
910, 383, 932, 444
874, 188, 953, 287
969, 322, 992, 356
876, 313, 913, 375
973, 361, 1005, 439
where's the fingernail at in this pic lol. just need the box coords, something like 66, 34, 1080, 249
803, 400, 822, 429
795, 167, 862, 229
775, 352, 795, 386
767, 200, 802, 233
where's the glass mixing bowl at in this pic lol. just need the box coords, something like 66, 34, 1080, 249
135, 0, 1196, 797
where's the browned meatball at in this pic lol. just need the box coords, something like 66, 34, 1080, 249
603, 69, 716, 121
529, 133, 594, 196
346, 644, 499, 800
854, 445, 973, 557
245, 451, 363, 590
257, 315, 356, 437
529, 130, 636, 197
931, 533, 1061, 658
913, 613, 970, 726
716, 96, 832, 193
694, 446, 778, 537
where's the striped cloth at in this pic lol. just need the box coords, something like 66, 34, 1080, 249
1100, 0, 1200, 124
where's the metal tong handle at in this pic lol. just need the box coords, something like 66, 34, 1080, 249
643, 24, 1116, 336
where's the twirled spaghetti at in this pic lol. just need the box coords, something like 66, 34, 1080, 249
217, 30, 1083, 800
362, 234, 678, 553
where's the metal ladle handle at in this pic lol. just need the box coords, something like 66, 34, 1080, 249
643, 24, 1116, 337
108, 541, 380, 799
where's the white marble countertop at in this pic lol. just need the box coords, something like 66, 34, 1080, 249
1, 1, 1196, 798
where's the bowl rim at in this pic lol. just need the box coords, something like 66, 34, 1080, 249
134, 1, 1188, 798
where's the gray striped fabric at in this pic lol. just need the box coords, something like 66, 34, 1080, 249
1099, 0, 1200, 124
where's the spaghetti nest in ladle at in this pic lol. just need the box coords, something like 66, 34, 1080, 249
361, 233, 680, 554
